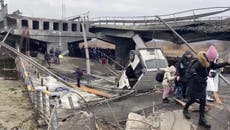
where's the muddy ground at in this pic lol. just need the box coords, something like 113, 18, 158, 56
0, 78, 37, 130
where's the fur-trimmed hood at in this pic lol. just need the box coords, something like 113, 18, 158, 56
197, 51, 210, 68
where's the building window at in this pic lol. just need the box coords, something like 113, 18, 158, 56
43, 21, 49, 30
53, 22, 59, 30
21, 19, 28, 27
63, 23, 68, 31
32, 20, 39, 30
72, 23, 77, 32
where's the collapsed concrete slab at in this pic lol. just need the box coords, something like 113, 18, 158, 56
126, 112, 159, 130
58, 110, 97, 130
126, 110, 197, 130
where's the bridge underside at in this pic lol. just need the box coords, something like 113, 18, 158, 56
0, 31, 95, 56
90, 25, 230, 43
92, 34, 135, 68
90, 22, 230, 66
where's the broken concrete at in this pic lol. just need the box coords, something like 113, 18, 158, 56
58, 110, 97, 130
126, 110, 197, 130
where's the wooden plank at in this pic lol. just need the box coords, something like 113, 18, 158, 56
175, 99, 210, 112
213, 92, 222, 104
68, 83, 114, 98
79, 85, 113, 98
206, 102, 224, 110
2, 68, 17, 71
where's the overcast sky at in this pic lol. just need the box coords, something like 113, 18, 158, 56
4, 0, 230, 19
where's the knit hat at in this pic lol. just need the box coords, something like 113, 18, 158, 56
206, 45, 218, 60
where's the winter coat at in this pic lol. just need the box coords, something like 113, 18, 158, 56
55, 49, 61, 57
162, 66, 176, 86
176, 53, 193, 82
75, 68, 83, 80
44, 53, 50, 61
186, 51, 229, 98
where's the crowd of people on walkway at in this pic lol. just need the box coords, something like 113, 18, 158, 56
159, 45, 230, 129
43, 48, 62, 66
71, 47, 115, 65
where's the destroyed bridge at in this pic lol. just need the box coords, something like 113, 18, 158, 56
0, 4, 230, 65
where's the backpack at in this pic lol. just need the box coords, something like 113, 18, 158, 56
155, 70, 165, 82
184, 59, 198, 82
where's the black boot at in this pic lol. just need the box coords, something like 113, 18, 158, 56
199, 116, 211, 129
162, 98, 170, 103
183, 108, 191, 119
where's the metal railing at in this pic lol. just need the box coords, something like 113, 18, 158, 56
90, 7, 230, 26
15, 57, 59, 129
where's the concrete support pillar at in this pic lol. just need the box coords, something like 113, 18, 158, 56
59, 21, 63, 31
50, 22, 53, 31
68, 23, 71, 32
115, 40, 135, 69
16, 19, 21, 29
95, 35, 136, 69
84, 22, 89, 33
28, 19, 32, 30
15, 39, 20, 52
39, 20, 43, 30
61, 42, 68, 55
77, 23, 81, 32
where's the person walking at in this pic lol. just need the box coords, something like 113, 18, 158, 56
43, 51, 50, 66
175, 50, 193, 99
162, 65, 176, 103
183, 45, 230, 129
55, 48, 61, 64
75, 67, 83, 87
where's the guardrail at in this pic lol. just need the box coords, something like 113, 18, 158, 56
15, 57, 59, 129
90, 7, 230, 26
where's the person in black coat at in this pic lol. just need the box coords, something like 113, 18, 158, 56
176, 50, 193, 99
75, 67, 83, 87
43, 51, 50, 66
183, 46, 230, 129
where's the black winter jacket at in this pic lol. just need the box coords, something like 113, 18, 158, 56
186, 52, 229, 98
176, 54, 193, 82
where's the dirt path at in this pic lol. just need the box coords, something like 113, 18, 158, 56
0, 78, 37, 129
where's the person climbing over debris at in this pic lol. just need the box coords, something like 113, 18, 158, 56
175, 50, 193, 99
75, 67, 83, 87
43, 51, 50, 66
162, 65, 176, 103
183, 45, 230, 129
49, 48, 55, 63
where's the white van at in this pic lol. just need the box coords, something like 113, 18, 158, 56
117, 48, 168, 90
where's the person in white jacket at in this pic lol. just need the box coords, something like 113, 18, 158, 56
162, 66, 176, 103
206, 54, 220, 102
206, 70, 216, 101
